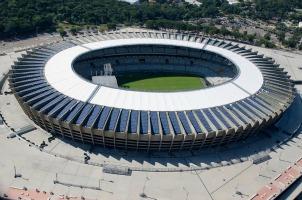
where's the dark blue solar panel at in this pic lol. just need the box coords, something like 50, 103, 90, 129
253, 97, 273, 112
15, 62, 44, 66
12, 75, 38, 82
15, 80, 45, 91
140, 111, 148, 134
97, 107, 111, 129
195, 110, 213, 132
75, 104, 93, 125
18, 83, 45, 95
14, 74, 40, 81
27, 90, 54, 105
56, 100, 78, 119
32, 92, 59, 109
129, 110, 139, 133
263, 87, 285, 97
245, 98, 271, 115
13, 71, 41, 77
107, 108, 120, 131
13, 77, 41, 85
159, 112, 170, 135
225, 105, 248, 124
116, 109, 129, 132
23, 87, 51, 101
220, 107, 240, 127
12, 66, 42, 71
48, 98, 71, 117
211, 108, 231, 129
19, 60, 44, 64
238, 101, 262, 119
84, 106, 102, 127
244, 98, 260, 110
177, 112, 191, 134
39, 95, 64, 113
204, 109, 222, 130
168, 112, 181, 134
64, 102, 85, 122
257, 96, 273, 107
150, 111, 160, 135
232, 103, 254, 122
186, 111, 202, 133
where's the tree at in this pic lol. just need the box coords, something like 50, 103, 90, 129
70, 26, 79, 35
276, 31, 285, 42
107, 23, 117, 30
285, 37, 298, 48
220, 27, 230, 36
247, 33, 256, 43
58, 28, 67, 38
4, 19, 18, 35
99, 25, 108, 33
264, 32, 271, 40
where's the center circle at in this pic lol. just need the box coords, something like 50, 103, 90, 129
72, 44, 237, 92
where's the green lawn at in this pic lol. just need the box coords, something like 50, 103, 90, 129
117, 74, 205, 91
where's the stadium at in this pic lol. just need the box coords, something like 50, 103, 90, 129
8, 30, 295, 151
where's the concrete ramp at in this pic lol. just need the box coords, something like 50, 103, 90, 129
92, 76, 118, 88
7, 125, 36, 138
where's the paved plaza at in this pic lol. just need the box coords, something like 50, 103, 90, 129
0, 34, 301, 200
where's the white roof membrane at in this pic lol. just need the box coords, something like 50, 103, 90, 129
44, 38, 264, 111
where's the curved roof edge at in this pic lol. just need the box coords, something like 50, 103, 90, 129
44, 38, 263, 111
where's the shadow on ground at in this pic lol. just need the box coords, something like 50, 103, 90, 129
42, 95, 302, 170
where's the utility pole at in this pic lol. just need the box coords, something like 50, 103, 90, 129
140, 176, 150, 198
54, 173, 58, 184
14, 165, 22, 178
14, 165, 16, 177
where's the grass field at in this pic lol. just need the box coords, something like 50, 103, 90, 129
117, 74, 205, 91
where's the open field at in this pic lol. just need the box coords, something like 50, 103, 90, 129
117, 73, 206, 91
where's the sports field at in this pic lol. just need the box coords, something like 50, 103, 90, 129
117, 74, 206, 91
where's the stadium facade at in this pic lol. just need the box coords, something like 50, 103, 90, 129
9, 30, 295, 151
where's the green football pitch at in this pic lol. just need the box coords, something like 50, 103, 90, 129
117, 74, 206, 91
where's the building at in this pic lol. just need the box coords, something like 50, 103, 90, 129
8, 30, 295, 151
227, 0, 239, 4
119, 0, 139, 4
